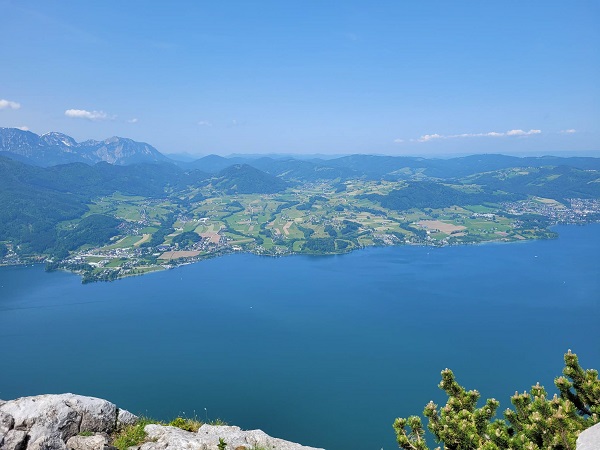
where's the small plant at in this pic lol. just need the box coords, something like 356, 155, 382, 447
78, 431, 94, 436
112, 417, 158, 450
168, 416, 203, 432
209, 418, 228, 426
217, 437, 227, 450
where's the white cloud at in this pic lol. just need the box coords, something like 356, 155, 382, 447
561, 129, 577, 134
406, 128, 543, 143
127, 118, 139, 124
393, 138, 404, 144
17, 126, 29, 131
506, 129, 541, 136
65, 109, 112, 121
0, 99, 21, 110
198, 120, 212, 127
418, 133, 443, 142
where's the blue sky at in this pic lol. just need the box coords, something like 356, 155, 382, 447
0, 1, 598, 156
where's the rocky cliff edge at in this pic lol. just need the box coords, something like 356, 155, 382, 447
0, 394, 323, 450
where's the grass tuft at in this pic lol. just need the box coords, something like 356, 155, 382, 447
112, 417, 158, 450
168, 416, 203, 432
111, 414, 228, 449
208, 418, 228, 426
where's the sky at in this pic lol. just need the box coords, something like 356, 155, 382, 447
0, 1, 598, 157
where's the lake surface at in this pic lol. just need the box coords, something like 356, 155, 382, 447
1, 224, 599, 449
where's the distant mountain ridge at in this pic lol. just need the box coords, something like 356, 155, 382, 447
2, 127, 600, 179
0, 127, 170, 166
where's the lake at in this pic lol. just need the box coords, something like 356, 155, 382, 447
0, 224, 598, 450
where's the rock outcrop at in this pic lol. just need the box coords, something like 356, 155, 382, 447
577, 422, 600, 450
0, 394, 323, 450
0, 394, 135, 450
137, 424, 323, 450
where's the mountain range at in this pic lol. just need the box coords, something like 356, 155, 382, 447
0, 127, 169, 166
2, 127, 600, 182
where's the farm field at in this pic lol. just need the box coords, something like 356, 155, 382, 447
44, 177, 575, 282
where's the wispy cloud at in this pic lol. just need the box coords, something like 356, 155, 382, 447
65, 109, 113, 121
396, 129, 543, 144
506, 129, 541, 136
417, 133, 443, 142
560, 129, 577, 134
0, 99, 21, 110
127, 118, 139, 124
17, 126, 29, 131
198, 120, 212, 127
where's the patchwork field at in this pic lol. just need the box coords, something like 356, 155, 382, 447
417, 220, 466, 234
159, 250, 201, 260
51, 177, 576, 282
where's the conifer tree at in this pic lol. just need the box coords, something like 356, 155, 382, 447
393, 351, 599, 450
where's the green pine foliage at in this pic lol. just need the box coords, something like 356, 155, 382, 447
393, 351, 599, 450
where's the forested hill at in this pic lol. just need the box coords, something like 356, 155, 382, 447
213, 164, 289, 194
0, 156, 286, 254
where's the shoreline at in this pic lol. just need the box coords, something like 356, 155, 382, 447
0, 222, 582, 282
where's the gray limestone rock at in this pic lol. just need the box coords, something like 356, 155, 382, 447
0, 394, 320, 450
116, 409, 138, 428
1, 410, 15, 435
27, 435, 66, 450
0, 394, 116, 445
577, 422, 600, 450
1, 429, 28, 450
0, 394, 137, 450
138, 424, 324, 450
65, 434, 108, 450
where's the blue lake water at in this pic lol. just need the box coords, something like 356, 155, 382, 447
0, 224, 599, 449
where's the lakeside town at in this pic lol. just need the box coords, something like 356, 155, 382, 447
2, 187, 599, 282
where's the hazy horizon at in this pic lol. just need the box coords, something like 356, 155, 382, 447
162, 148, 600, 160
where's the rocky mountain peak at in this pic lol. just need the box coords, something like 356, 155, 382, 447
40, 132, 78, 148
0, 128, 172, 166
